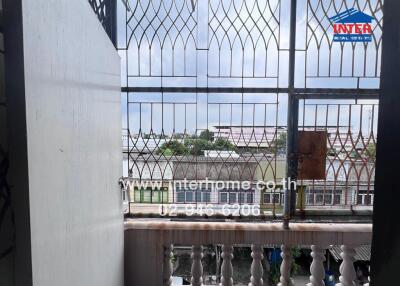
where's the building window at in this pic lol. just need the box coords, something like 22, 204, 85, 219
315, 194, 324, 205
334, 190, 342, 205
306, 189, 343, 205
246, 193, 253, 204
264, 193, 271, 204
177, 191, 185, 203
306, 193, 314, 205
186, 191, 194, 202
195, 190, 202, 202
142, 188, 152, 203
202, 192, 211, 203
263, 193, 281, 204
237, 191, 254, 204
324, 194, 333, 205
274, 194, 281, 204
229, 193, 237, 204
177, 188, 211, 203
357, 190, 374, 205
220, 193, 228, 203
239, 193, 245, 204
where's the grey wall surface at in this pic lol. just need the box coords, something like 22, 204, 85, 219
4, 0, 123, 285
125, 229, 164, 286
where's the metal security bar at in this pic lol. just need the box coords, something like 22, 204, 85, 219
0, 3, 15, 261
120, 0, 383, 219
0, 147, 13, 260
297, 0, 383, 88
88, 0, 117, 45
298, 99, 377, 210
207, 0, 281, 83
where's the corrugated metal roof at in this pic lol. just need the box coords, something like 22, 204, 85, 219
329, 245, 371, 262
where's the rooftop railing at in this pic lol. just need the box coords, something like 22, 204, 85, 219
125, 220, 372, 285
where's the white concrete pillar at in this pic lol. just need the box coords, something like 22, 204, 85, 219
307, 245, 326, 286
220, 245, 234, 286
278, 245, 293, 286
191, 245, 203, 286
163, 244, 173, 286
249, 244, 263, 286
336, 245, 356, 286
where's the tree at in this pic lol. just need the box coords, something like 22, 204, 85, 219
199, 129, 214, 141
156, 140, 188, 156
143, 133, 151, 139
212, 137, 237, 152
171, 133, 185, 139
275, 132, 287, 150
365, 143, 376, 160
184, 138, 213, 156
327, 148, 337, 157
156, 135, 237, 156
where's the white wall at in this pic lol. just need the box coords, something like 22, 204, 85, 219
10, 0, 123, 285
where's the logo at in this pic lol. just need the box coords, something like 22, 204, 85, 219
330, 8, 374, 42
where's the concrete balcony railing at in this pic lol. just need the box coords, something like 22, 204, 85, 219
125, 220, 372, 286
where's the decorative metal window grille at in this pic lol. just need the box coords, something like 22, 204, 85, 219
88, 0, 117, 45
0, 147, 14, 260
0, 20, 15, 261
120, 0, 383, 216
298, 99, 377, 207
299, 0, 383, 88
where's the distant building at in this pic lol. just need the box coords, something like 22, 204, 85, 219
122, 130, 375, 208
213, 126, 286, 148
123, 153, 260, 205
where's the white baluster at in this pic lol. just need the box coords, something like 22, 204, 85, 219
278, 245, 293, 286
307, 245, 326, 286
191, 245, 203, 286
249, 244, 263, 286
336, 245, 356, 286
220, 245, 234, 286
163, 244, 173, 286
